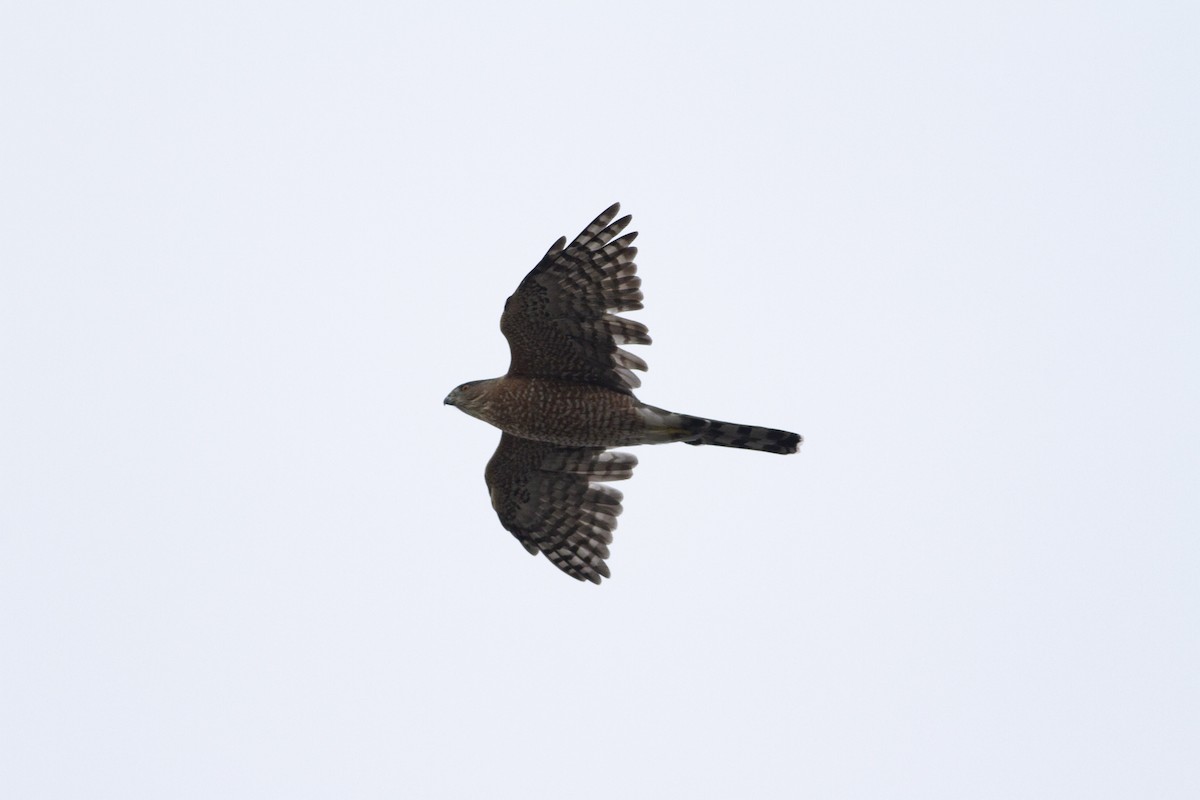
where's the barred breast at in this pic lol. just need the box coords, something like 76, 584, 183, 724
484, 376, 646, 447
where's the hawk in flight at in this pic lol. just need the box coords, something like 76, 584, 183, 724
445, 204, 801, 583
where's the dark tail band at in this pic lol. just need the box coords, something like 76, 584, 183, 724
681, 416, 802, 455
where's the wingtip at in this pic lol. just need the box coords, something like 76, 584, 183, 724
543, 235, 567, 259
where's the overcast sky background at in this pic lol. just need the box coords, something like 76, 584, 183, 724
2, 2, 1197, 798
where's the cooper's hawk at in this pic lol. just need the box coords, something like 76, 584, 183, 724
445, 203, 801, 583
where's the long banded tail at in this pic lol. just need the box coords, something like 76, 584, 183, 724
680, 414, 802, 455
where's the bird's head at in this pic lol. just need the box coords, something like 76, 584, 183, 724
444, 379, 494, 421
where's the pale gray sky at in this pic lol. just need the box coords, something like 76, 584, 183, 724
2, 2, 1197, 798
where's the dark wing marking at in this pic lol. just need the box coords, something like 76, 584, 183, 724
484, 433, 636, 584
500, 203, 651, 394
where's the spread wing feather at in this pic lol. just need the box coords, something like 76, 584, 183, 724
500, 203, 651, 394
485, 433, 636, 584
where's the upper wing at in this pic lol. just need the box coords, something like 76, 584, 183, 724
484, 433, 636, 584
500, 203, 651, 394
